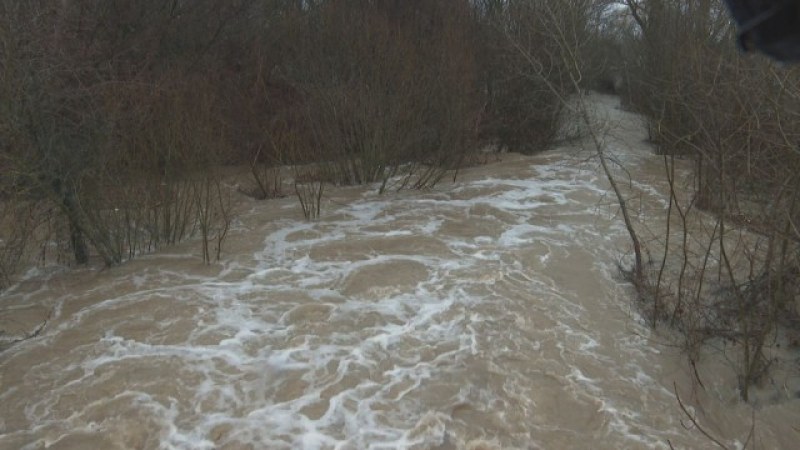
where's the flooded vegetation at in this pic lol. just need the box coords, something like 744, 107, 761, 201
3, 1, 800, 448
2, 95, 798, 449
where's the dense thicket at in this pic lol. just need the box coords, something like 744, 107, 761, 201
612, 0, 800, 401
0, 0, 589, 286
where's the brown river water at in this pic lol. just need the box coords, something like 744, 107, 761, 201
1, 94, 798, 449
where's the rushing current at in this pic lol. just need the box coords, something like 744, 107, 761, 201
1, 94, 798, 449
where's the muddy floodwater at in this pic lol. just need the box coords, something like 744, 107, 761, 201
1, 95, 798, 449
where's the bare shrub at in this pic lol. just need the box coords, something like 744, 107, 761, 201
0, 1, 244, 268
508, 0, 645, 282
1, 0, 580, 277
620, 0, 800, 402
281, 0, 480, 193
473, 0, 602, 153
294, 174, 324, 221
195, 175, 232, 264
246, 144, 285, 200
0, 199, 35, 290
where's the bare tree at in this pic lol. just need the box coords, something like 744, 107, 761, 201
618, 0, 800, 403
504, 0, 645, 282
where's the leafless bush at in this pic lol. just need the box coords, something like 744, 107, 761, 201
474, 0, 610, 153
1, 0, 581, 277
194, 175, 232, 264
669, 382, 757, 450
294, 175, 324, 221
280, 1, 479, 193
620, 0, 800, 402
0, 199, 35, 290
246, 144, 284, 200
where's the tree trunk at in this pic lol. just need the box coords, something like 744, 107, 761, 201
63, 190, 89, 264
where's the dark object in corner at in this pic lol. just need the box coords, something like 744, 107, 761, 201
724, 0, 800, 62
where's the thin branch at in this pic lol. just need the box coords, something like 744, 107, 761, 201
673, 382, 732, 450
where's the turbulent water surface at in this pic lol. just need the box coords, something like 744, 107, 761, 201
1, 95, 798, 449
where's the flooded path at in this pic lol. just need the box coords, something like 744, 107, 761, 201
1, 94, 798, 449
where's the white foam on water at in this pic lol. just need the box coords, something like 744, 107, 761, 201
0, 152, 777, 449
